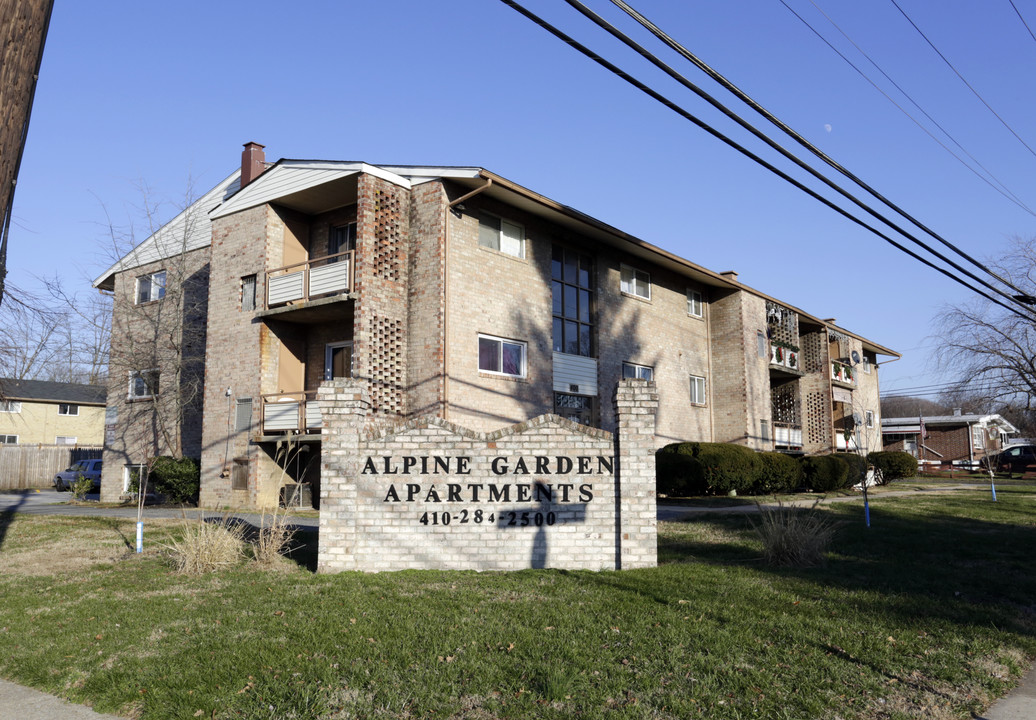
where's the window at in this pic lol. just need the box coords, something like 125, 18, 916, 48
0, 435, 17, 444
622, 362, 654, 381
620, 264, 650, 300
325, 342, 354, 380
135, 270, 166, 304
554, 392, 596, 426
0, 400, 21, 413
241, 274, 256, 311
128, 369, 159, 399
329, 222, 357, 258
865, 410, 875, 428
690, 374, 707, 405
55, 436, 77, 445
478, 211, 524, 258
972, 426, 985, 448
757, 332, 767, 358
235, 399, 253, 433
478, 334, 526, 378
862, 355, 872, 373
687, 289, 704, 317
551, 245, 594, 357
58, 403, 79, 416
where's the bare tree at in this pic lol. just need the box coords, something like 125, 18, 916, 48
936, 237, 1036, 415
0, 283, 61, 380
102, 181, 209, 463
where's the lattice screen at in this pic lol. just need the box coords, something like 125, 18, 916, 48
369, 314, 404, 416
771, 381, 800, 425
373, 187, 402, 281
806, 390, 829, 446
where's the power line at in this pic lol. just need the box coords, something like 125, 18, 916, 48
495, 0, 1036, 322
609, 0, 1036, 305
1009, 0, 1036, 45
541, 0, 1036, 317
793, 0, 1036, 217
889, 0, 1036, 161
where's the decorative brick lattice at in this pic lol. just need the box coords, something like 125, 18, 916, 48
369, 314, 404, 415
765, 302, 799, 348
771, 381, 800, 425
806, 391, 828, 446
802, 331, 825, 374
373, 188, 402, 281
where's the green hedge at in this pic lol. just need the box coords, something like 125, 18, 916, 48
866, 451, 918, 483
800, 455, 850, 492
150, 456, 201, 504
656, 442, 760, 496
839, 453, 869, 488
753, 452, 802, 494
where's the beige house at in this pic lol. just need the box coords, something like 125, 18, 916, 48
0, 379, 106, 446
94, 143, 897, 508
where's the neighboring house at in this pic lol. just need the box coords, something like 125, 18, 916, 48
94, 143, 897, 508
0, 378, 106, 446
882, 411, 1017, 467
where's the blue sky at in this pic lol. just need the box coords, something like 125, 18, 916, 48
9, 0, 1036, 397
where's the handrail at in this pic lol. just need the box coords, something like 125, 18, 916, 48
266, 250, 353, 277
265, 250, 354, 308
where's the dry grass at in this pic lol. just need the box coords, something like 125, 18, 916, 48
749, 500, 839, 567
163, 514, 246, 574
251, 505, 297, 566
0, 516, 178, 577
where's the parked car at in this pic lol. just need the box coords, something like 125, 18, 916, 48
981, 444, 1036, 475
53, 458, 103, 491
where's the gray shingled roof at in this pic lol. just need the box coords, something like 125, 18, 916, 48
0, 378, 106, 405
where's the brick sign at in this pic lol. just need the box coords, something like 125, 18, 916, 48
317, 379, 658, 572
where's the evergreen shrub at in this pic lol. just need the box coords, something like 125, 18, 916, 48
800, 454, 850, 492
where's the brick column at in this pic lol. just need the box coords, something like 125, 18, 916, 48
317, 378, 370, 573
614, 379, 659, 569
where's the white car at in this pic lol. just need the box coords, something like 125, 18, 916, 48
54, 458, 103, 492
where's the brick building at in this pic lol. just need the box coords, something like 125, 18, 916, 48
94, 143, 897, 507
882, 411, 1016, 468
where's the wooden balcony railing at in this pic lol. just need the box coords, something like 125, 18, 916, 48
831, 361, 856, 385
260, 391, 322, 434
266, 250, 354, 308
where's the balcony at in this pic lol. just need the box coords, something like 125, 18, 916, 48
831, 361, 856, 386
266, 251, 353, 309
260, 392, 322, 435
773, 422, 803, 449
769, 343, 801, 373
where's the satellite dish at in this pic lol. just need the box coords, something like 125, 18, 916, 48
851, 350, 861, 365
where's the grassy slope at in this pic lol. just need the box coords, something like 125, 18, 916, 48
0, 488, 1033, 719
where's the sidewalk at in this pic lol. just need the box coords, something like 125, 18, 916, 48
0, 679, 125, 720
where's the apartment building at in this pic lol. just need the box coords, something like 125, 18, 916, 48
0, 379, 106, 446
94, 143, 896, 508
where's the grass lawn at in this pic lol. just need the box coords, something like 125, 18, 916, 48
0, 488, 1034, 719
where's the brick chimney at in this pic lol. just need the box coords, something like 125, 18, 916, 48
720, 270, 738, 282
240, 142, 266, 188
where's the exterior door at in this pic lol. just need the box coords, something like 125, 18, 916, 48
325, 342, 353, 381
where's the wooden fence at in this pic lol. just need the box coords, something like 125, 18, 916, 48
0, 445, 103, 490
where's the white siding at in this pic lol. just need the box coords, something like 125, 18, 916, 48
552, 352, 598, 395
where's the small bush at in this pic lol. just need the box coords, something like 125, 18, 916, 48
69, 475, 93, 501
750, 501, 838, 567
655, 446, 698, 496
867, 451, 918, 483
690, 443, 761, 495
839, 453, 868, 488
165, 516, 245, 574
150, 456, 201, 504
753, 452, 802, 494
800, 455, 850, 492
